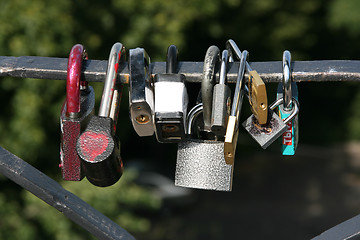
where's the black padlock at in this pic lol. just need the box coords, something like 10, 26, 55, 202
154, 45, 189, 143
76, 42, 125, 187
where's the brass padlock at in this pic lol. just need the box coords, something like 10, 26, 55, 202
224, 40, 247, 165
247, 69, 268, 125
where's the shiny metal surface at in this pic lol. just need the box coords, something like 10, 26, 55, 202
270, 97, 300, 124
186, 103, 203, 135
219, 50, 229, 85
129, 48, 155, 136
98, 42, 125, 118
282, 50, 292, 110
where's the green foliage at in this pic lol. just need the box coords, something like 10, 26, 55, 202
21, 170, 161, 239
0, 0, 74, 56
0, 194, 38, 240
0, 171, 160, 240
328, 0, 360, 36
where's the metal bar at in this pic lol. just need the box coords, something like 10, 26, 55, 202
0, 146, 135, 240
311, 214, 360, 240
1, 56, 360, 83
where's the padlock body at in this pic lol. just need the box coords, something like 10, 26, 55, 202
242, 110, 287, 149
175, 139, 233, 191
76, 116, 123, 187
129, 48, 155, 137
248, 70, 268, 125
277, 82, 299, 155
211, 84, 231, 138
154, 74, 188, 143
60, 86, 95, 181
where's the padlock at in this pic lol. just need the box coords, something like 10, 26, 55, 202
129, 48, 155, 137
154, 45, 189, 143
211, 49, 231, 139
175, 46, 233, 191
277, 50, 299, 155
242, 97, 300, 149
175, 104, 234, 192
246, 64, 268, 125
60, 44, 95, 181
201, 45, 220, 138
76, 42, 125, 187
224, 40, 248, 165
226, 39, 268, 125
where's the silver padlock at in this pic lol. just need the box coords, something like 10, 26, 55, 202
277, 50, 299, 155
211, 49, 231, 139
129, 48, 155, 136
154, 45, 189, 143
175, 46, 233, 192
175, 104, 234, 191
242, 97, 300, 149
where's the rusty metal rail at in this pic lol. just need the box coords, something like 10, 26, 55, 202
1, 56, 360, 83
2, 55, 360, 240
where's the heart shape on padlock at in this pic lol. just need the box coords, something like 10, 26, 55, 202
78, 131, 109, 162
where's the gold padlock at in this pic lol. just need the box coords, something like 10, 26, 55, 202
247, 69, 268, 125
224, 47, 248, 165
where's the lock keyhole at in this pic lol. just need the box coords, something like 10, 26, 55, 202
136, 115, 150, 124
162, 124, 179, 133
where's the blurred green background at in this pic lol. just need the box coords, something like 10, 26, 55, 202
1, 0, 360, 239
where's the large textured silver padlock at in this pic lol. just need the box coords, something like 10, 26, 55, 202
175, 45, 233, 191
175, 104, 234, 191
242, 97, 299, 149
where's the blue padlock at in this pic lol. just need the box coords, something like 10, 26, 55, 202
276, 50, 299, 155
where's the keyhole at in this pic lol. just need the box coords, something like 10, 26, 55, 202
260, 102, 266, 110
136, 115, 150, 124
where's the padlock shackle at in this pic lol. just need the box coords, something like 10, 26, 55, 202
219, 50, 229, 85
166, 45, 178, 74
226, 39, 241, 62
202, 46, 220, 131
186, 103, 203, 135
225, 40, 248, 118
270, 97, 299, 124
282, 50, 293, 111
227, 39, 253, 73
231, 50, 248, 118
66, 44, 87, 115
98, 42, 125, 120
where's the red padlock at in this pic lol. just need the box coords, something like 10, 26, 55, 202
60, 44, 95, 181
76, 42, 125, 187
